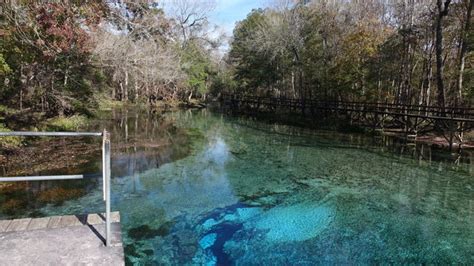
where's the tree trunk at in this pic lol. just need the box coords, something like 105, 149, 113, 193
435, 0, 451, 111
418, 58, 427, 105
119, 82, 124, 101
123, 70, 129, 102
291, 71, 296, 98
299, 69, 304, 100
64, 69, 68, 86
457, 0, 473, 103
188, 90, 193, 102
19, 65, 25, 111
134, 78, 139, 102
19, 88, 23, 111
426, 61, 433, 107
112, 85, 116, 100
424, 29, 436, 107
400, 0, 415, 105
145, 84, 149, 103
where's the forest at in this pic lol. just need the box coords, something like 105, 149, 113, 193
228, 0, 473, 108
0, 0, 472, 130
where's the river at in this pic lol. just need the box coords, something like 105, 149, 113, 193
1, 108, 473, 264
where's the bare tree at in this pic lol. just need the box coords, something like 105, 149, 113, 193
92, 8, 186, 102
165, 0, 216, 45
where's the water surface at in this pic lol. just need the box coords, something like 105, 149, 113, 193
1, 108, 473, 264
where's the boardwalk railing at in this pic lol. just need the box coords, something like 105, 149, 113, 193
222, 94, 474, 121
0, 130, 112, 246
221, 94, 474, 149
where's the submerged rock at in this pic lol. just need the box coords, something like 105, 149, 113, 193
197, 204, 261, 234
202, 218, 219, 230
253, 203, 334, 242
199, 233, 217, 249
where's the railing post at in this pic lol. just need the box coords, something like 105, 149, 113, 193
102, 129, 111, 247
1, 131, 113, 246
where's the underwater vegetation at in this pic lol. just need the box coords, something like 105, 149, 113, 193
37, 187, 85, 205
1, 198, 27, 215
1, 110, 473, 264
128, 221, 174, 241
116, 111, 474, 265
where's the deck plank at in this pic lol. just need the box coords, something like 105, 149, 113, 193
6, 218, 31, 232
27, 217, 50, 231
0, 212, 124, 265
0, 220, 11, 232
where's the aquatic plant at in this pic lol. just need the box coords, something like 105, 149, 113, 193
127, 221, 174, 241
37, 187, 85, 204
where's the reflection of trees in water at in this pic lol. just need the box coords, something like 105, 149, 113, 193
1, 135, 102, 218
0, 179, 98, 218
104, 108, 192, 177
1, 137, 101, 177
230, 116, 474, 168
0, 108, 193, 218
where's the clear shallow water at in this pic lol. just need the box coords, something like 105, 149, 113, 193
1, 109, 474, 264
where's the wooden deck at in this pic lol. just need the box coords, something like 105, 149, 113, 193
0, 212, 124, 265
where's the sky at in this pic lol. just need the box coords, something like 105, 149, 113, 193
210, 0, 267, 37
208, 0, 268, 53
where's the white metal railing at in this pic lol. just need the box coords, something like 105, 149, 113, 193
0, 130, 112, 246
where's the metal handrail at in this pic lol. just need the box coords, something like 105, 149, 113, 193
0, 175, 84, 182
0, 132, 103, 137
0, 130, 112, 247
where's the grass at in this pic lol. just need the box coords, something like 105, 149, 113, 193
42, 115, 90, 131
95, 92, 147, 111
96, 97, 127, 111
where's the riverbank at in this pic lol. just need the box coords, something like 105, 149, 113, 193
0, 98, 206, 149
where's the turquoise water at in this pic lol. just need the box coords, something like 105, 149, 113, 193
1, 109, 474, 264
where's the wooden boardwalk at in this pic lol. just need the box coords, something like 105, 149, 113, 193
222, 95, 474, 149
0, 212, 124, 265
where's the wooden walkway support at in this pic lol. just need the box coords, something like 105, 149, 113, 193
221, 94, 474, 149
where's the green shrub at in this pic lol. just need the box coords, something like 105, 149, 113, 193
0, 123, 22, 149
0, 105, 14, 120
44, 115, 89, 131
